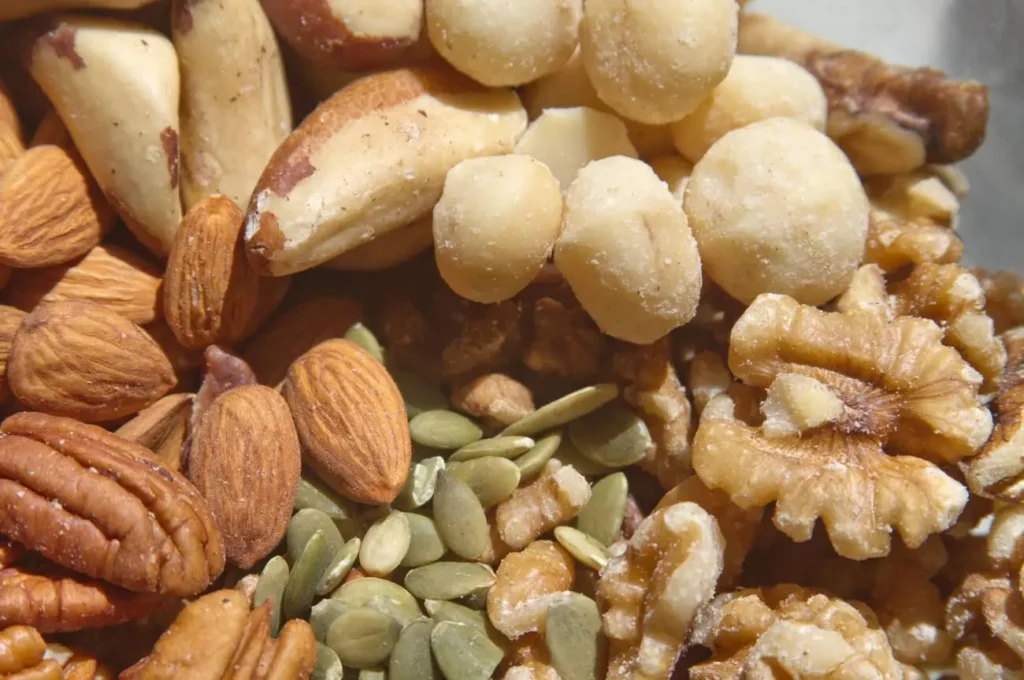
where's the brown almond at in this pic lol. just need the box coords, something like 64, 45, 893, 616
0, 305, 26, 404
0, 145, 112, 268
188, 384, 301, 569
115, 392, 194, 472
284, 339, 411, 504
8, 300, 176, 422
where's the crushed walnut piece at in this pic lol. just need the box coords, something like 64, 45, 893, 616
487, 540, 575, 639
495, 460, 591, 550
523, 297, 605, 380
451, 373, 536, 427
443, 300, 524, 381
974, 269, 1024, 335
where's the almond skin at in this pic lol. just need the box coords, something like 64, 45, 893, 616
284, 338, 411, 504
188, 384, 301, 569
115, 392, 194, 472
8, 300, 176, 422
0, 305, 26, 404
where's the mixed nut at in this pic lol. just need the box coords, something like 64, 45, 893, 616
0, 0, 1014, 678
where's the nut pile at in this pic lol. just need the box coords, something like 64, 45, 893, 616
0, 0, 1012, 678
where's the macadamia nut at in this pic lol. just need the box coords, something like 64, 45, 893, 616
426, 0, 583, 87
684, 117, 869, 305
554, 156, 702, 344
647, 155, 694, 203
434, 155, 563, 303
580, 0, 738, 124
514, 107, 638, 190
670, 55, 827, 162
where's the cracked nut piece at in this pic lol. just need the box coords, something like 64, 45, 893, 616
122, 589, 317, 680
451, 373, 535, 428
495, 460, 591, 550
974, 269, 1024, 335
0, 412, 225, 597
25, 15, 182, 255
597, 502, 724, 680
692, 293, 988, 559
690, 585, 914, 678
115, 393, 193, 473
523, 297, 604, 380
487, 540, 575, 639
738, 13, 989, 174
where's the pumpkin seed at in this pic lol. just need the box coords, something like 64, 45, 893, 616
358, 669, 387, 680
430, 622, 503, 680
551, 437, 615, 476
501, 384, 619, 437
288, 509, 345, 563
554, 526, 611, 571
313, 643, 345, 680
389, 619, 439, 680
447, 457, 520, 508
432, 471, 490, 561
344, 323, 386, 363
253, 555, 289, 636
311, 599, 351, 641
317, 537, 361, 596
514, 431, 563, 483
423, 600, 507, 652
282, 530, 332, 621
295, 476, 356, 521
331, 578, 422, 627
404, 562, 495, 601
576, 472, 628, 546
409, 410, 483, 450
456, 587, 490, 611
360, 512, 411, 577
326, 608, 402, 669
401, 514, 447, 568
391, 368, 449, 418
568, 403, 652, 468
449, 436, 535, 462
394, 457, 445, 511
545, 593, 605, 680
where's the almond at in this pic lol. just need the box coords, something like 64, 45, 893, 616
0, 145, 112, 268
188, 384, 301, 569
164, 194, 262, 349
8, 300, 176, 422
0, 305, 26, 404
284, 338, 411, 504
115, 392, 194, 472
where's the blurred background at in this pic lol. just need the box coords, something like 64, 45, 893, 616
757, 0, 1024, 272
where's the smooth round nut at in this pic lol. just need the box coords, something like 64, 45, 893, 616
670, 55, 828, 162
434, 155, 563, 303
554, 156, 702, 344
684, 117, 869, 306
580, 0, 737, 124
426, 0, 582, 87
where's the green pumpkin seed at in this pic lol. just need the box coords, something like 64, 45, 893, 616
514, 431, 562, 483
318, 538, 361, 596
554, 526, 612, 571
313, 643, 345, 680
295, 476, 356, 521
389, 619, 439, 680
456, 587, 490, 611
546, 593, 605, 680
358, 669, 387, 680
501, 384, 619, 437
431, 471, 489, 561
390, 368, 449, 418
404, 563, 495, 601
401, 514, 447, 568
430, 622, 503, 680
344, 323, 386, 363
360, 512, 411, 577
288, 509, 345, 563
551, 437, 615, 476
331, 578, 422, 627
449, 436, 536, 462
576, 472, 628, 546
326, 608, 402, 669
447, 457, 521, 508
423, 601, 507, 652
253, 555, 289, 636
394, 457, 445, 511
568, 403, 652, 468
282, 530, 333, 621
409, 411, 483, 450
312, 600, 351, 641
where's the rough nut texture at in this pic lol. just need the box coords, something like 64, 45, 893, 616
0, 413, 225, 597
0, 305, 26, 405
188, 384, 301, 569
285, 339, 411, 504
8, 300, 176, 422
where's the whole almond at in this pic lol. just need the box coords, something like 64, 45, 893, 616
8, 300, 176, 422
284, 339, 411, 504
188, 384, 301, 569
0, 305, 26, 404
0, 145, 112, 268
164, 194, 261, 349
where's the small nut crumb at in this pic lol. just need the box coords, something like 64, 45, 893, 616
760, 373, 846, 438
524, 297, 605, 380
451, 373, 536, 427
495, 460, 592, 550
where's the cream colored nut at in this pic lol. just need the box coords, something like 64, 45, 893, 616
684, 117, 869, 305
0, 0, 153, 21
426, 0, 582, 87
244, 67, 527, 276
580, 0, 738, 125
647, 155, 693, 203
760, 374, 845, 438
172, 0, 292, 211
514, 107, 637, 190
670, 55, 827, 162
555, 156, 702, 344
495, 460, 591, 550
322, 217, 434, 271
26, 15, 182, 256
434, 155, 562, 303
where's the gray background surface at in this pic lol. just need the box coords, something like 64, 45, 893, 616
754, 0, 1024, 272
